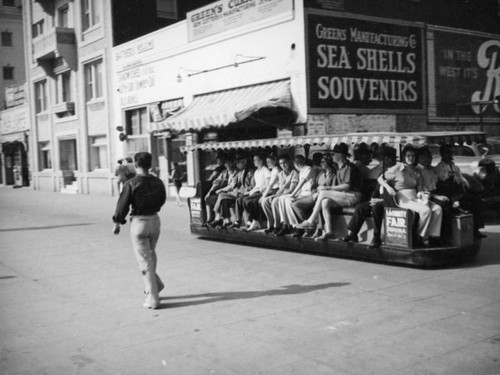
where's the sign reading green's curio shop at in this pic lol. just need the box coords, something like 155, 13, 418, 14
306, 11, 424, 113
432, 30, 500, 120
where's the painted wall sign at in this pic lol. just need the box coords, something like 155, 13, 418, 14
304, 0, 344, 11
187, 0, 293, 41
433, 31, 500, 119
384, 207, 412, 248
306, 12, 424, 113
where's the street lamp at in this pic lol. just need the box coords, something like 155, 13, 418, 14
455, 95, 500, 131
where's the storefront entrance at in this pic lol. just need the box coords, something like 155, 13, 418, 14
59, 138, 78, 191
1, 141, 29, 187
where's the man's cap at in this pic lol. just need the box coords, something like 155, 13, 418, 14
235, 152, 248, 161
439, 144, 454, 154
216, 151, 227, 160
381, 147, 397, 159
332, 143, 351, 157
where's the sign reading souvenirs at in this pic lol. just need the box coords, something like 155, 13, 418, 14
187, 0, 293, 41
306, 12, 424, 113
432, 31, 500, 119
384, 207, 412, 248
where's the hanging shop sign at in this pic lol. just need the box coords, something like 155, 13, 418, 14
431, 30, 500, 119
306, 11, 424, 113
187, 0, 293, 42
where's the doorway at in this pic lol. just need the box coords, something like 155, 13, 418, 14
59, 138, 78, 187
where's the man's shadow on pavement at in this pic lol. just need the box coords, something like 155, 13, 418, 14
158, 282, 350, 309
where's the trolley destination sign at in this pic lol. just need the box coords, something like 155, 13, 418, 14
306, 11, 424, 113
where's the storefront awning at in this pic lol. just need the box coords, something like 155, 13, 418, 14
148, 79, 295, 133
182, 131, 487, 153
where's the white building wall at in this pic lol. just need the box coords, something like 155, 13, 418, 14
112, 1, 307, 147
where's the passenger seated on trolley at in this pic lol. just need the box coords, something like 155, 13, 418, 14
275, 155, 317, 236
353, 143, 372, 180
206, 152, 227, 183
294, 143, 363, 241
292, 154, 336, 239
207, 158, 239, 228
353, 142, 382, 200
311, 152, 324, 175
260, 154, 299, 234
341, 146, 397, 248
435, 144, 485, 239
378, 144, 442, 248
241, 153, 272, 231
417, 146, 445, 246
213, 153, 255, 229
204, 157, 234, 226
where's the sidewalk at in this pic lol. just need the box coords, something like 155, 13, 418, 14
0, 187, 499, 375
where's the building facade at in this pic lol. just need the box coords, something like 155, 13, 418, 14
111, 0, 500, 194
0, 0, 27, 187
1, 0, 25, 109
19, 0, 500, 196
23, 0, 185, 195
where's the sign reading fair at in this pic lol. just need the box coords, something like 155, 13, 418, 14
187, 0, 292, 42
307, 12, 424, 112
433, 31, 500, 119
384, 207, 412, 248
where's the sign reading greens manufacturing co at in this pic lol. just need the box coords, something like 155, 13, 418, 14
306, 11, 424, 113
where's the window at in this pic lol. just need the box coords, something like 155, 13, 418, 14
39, 142, 52, 170
56, 71, 71, 103
89, 136, 108, 170
32, 20, 44, 38
82, 0, 100, 31
126, 108, 148, 135
3, 0, 15, 6
3, 66, 14, 80
58, 4, 69, 28
34, 80, 47, 113
84, 59, 103, 101
1, 31, 12, 46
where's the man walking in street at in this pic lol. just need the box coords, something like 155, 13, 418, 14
112, 152, 167, 309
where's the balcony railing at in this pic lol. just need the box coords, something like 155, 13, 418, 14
52, 102, 75, 116
33, 27, 76, 61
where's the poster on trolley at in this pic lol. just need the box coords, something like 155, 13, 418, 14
384, 207, 413, 248
306, 10, 425, 113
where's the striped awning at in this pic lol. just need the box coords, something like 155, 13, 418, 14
182, 131, 487, 153
149, 79, 294, 133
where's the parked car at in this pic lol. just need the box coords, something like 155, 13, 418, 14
429, 140, 500, 176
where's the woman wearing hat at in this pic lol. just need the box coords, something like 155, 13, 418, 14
295, 143, 363, 240
378, 144, 442, 247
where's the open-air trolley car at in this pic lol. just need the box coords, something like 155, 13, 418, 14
185, 131, 485, 268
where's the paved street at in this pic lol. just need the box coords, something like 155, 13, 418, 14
0, 186, 499, 375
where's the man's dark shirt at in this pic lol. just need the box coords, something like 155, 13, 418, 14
113, 175, 166, 224
334, 160, 363, 193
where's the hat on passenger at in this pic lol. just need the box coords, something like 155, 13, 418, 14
332, 143, 351, 157
381, 146, 397, 159
216, 151, 228, 160
235, 152, 248, 161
